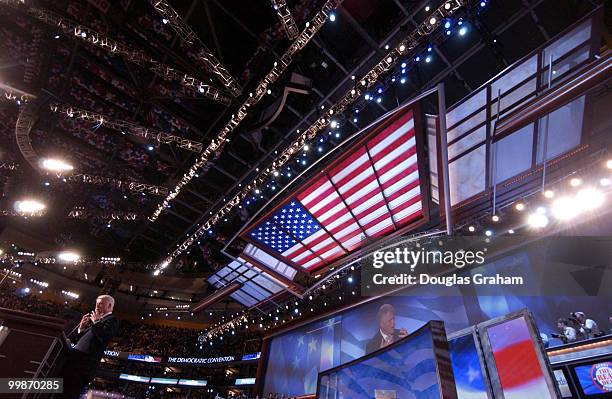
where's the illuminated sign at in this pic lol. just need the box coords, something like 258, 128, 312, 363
241, 352, 261, 361
178, 379, 208, 386
167, 355, 235, 364
119, 374, 150, 383
235, 378, 256, 386
150, 378, 179, 385
104, 350, 119, 357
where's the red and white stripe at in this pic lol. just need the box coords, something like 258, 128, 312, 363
289, 109, 422, 271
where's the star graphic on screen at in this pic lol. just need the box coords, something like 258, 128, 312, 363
292, 355, 301, 369
466, 366, 480, 383
308, 337, 318, 354
326, 318, 336, 331
297, 335, 305, 347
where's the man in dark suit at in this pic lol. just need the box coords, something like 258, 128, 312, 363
60, 295, 119, 398
365, 304, 408, 354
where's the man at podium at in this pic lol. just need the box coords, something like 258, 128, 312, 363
60, 294, 119, 399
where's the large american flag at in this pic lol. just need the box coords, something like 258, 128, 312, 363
246, 108, 423, 271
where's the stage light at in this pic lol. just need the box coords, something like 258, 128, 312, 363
303, 145, 309, 151
576, 188, 604, 211
364, 93, 370, 100
515, 202, 525, 211
528, 212, 549, 228
543, 190, 555, 199
53, 34, 60, 39
267, 89, 272, 95
570, 177, 582, 187
376, 97, 382, 103
24, 287, 30, 293
459, 26, 467, 36
330, 120, 338, 128
329, 12, 336, 22
399, 44, 406, 52
606, 159, 612, 169
400, 77, 407, 84
15, 199, 46, 214
425, 56, 432, 63
353, 117, 358, 123
468, 225, 476, 232
600, 178, 610, 187
508, 229, 515, 234
429, 17, 437, 25
425, 6, 430, 12
41, 158, 74, 172
44, 181, 50, 186
162, 18, 168, 24
444, 21, 451, 29
153, 269, 161, 276
480, 1, 486, 7
348, 276, 353, 283
485, 230, 493, 237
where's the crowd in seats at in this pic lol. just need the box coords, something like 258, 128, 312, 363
109, 321, 201, 357
0, 284, 84, 325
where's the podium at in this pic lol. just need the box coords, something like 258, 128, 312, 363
0, 307, 69, 398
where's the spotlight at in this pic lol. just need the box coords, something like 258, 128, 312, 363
147, 145, 154, 151
41, 158, 74, 173
376, 97, 382, 103
543, 190, 555, 199
570, 177, 582, 187
415, 56, 421, 62
153, 269, 160, 276
515, 202, 526, 211
508, 229, 515, 234
480, 1, 486, 7
425, 6, 430, 12
467, 225, 476, 232
425, 56, 432, 63
429, 17, 437, 25
491, 215, 500, 222
527, 212, 549, 228
399, 44, 406, 52
15, 199, 46, 214
600, 178, 610, 187
329, 12, 336, 22
444, 21, 451, 29
364, 93, 370, 100
303, 145, 309, 151
162, 18, 169, 24
58, 251, 80, 262
458, 26, 467, 36
348, 276, 353, 283
606, 159, 612, 169
485, 230, 493, 237
400, 77, 407, 84
330, 120, 338, 129
576, 188, 604, 211
53, 34, 60, 39
551, 197, 578, 221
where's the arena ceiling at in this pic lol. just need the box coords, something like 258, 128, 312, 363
0, 0, 604, 292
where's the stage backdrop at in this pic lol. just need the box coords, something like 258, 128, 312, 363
261, 224, 612, 397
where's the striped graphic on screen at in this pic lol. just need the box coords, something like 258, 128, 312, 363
247, 108, 422, 271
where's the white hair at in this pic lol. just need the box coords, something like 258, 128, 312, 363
97, 294, 115, 309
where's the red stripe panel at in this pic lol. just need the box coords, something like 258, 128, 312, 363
367, 110, 413, 148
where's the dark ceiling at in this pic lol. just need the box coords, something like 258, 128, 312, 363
0, 0, 603, 287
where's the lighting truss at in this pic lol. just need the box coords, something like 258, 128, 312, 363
149, 0, 344, 222
0, 209, 45, 217
0, 162, 19, 171
66, 173, 169, 196
157, 0, 466, 267
271, 0, 300, 40
2, 0, 231, 105
49, 103, 203, 153
68, 206, 143, 221
149, 0, 242, 97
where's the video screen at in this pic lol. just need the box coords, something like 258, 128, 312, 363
119, 374, 150, 383
150, 378, 178, 385
317, 326, 443, 399
127, 353, 162, 363
235, 378, 256, 386
486, 316, 554, 399
574, 362, 612, 396
448, 333, 489, 399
